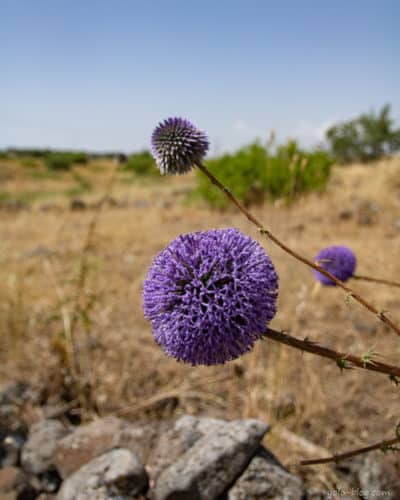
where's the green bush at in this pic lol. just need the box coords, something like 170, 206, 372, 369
195, 143, 268, 209
45, 153, 73, 171
7, 148, 89, 161
267, 142, 333, 199
69, 152, 88, 164
326, 104, 400, 164
6, 148, 51, 158
122, 150, 159, 176
44, 152, 88, 171
193, 140, 333, 208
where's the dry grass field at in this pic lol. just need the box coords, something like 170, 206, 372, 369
1, 156, 400, 489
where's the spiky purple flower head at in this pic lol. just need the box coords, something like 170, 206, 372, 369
313, 245, 356, 286
142, 228, 279, 365
151, 117, 209, 175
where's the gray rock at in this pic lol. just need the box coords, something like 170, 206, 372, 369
174, 415, 227, 436
0, 381, 35, 430
70, 198, 87, 211
21, 419, 69, 474
57, 448, 148, 500
0, 382, 30, 406
54, 416, 161, 479
0, 433, 25, 467
358, 457, 400, 499
148, 415, 228, 482
153, 419, 269, 500
227, 447, 305, 500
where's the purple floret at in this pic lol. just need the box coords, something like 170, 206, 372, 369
313, 245, 356, 286
151, 117, 209, 175
142, 228, 279, 365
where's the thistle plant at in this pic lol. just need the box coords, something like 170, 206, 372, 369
151, 117, 400, 337
142, 229, 400, 377
313, 245, 357, 286
145, 117, 400, 464
151, 117, 209, 175
314, 245, 400, 288
143, 228, 278, 365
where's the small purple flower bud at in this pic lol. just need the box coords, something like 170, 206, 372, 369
151, 117, 209, 175
314, 245, 356, 286
142, 228, 279, 365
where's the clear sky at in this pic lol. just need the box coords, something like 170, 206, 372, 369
1, 0, 399, 154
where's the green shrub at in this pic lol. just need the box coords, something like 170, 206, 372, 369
44, 152, 88, 170
45, 153, 73, 171
326, 104, 400, 164
267, 142, 333, 199
69, 152, 88, 164
195, 143, 268, 209
122, 150, 159, 176
6, 148, 51, 158
193, 141, 333, 208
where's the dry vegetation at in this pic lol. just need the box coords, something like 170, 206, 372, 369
1, 156, 400, 488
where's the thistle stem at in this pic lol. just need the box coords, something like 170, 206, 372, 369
195, 162, 400, 338
299, 436, 400, 466
263, 327, 400, 378
352, 274, 400, 289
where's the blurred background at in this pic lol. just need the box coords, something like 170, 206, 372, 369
1, 0, 400, 493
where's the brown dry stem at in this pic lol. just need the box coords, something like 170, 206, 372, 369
196, 161, 400, 338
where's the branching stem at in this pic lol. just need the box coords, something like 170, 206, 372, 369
263, 327, 400, 378
352, 274, 400, 289
299, 436, 400, 466
196, 161, 400, 337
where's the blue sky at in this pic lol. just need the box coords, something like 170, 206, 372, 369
1, 0, 399, 154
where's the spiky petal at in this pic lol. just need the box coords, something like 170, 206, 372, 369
151, 117, 209, 175
142, 228, 279, 365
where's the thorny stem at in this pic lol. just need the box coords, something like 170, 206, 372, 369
195, 161, 400, 338
352, 274, 400, 289
263, 327, 400, 378
299, 436, 400, 466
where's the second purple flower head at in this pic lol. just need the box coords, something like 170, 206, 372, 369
314, 245, 356, 286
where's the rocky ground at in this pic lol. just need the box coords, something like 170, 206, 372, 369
1, 381, 400, 500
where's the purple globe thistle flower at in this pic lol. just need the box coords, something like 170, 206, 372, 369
313, 245, 357, 286
142, 228, 279, 366
151, 117, 209, 175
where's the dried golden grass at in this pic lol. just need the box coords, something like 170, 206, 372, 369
1, 156, 400, 487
